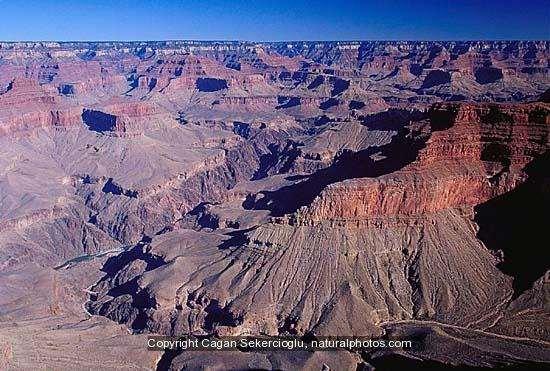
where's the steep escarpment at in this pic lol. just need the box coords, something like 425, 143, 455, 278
84, 102, 549, 359
0, 78, 83, 136
474, 151, 550, 298
87, 208, 511, 337
1, 41, 548, 371
73, 124, 296, 244
244, 115, 428, 216
296, 102, 549, 222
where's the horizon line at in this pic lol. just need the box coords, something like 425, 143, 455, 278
1, 38, 549, 43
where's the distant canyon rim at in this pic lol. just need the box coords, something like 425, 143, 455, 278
0, 40, 549, 370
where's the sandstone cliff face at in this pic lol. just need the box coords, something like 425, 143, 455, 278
87, 208, 511, 338
0, 77, 82, 135
83, 102, 549, 361
1, 41, 549, 370
0, 107, 83, 136
0, 41, 546, 140
297, 103, 549, 222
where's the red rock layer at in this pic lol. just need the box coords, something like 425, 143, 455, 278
0, 78, 83, 135
297, 102, 549, 222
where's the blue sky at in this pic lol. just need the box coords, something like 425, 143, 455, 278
0, 0, 548, 41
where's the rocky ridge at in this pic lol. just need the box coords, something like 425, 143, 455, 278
0, 40, 548, 370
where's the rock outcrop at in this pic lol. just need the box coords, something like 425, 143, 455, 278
0, 40, 548, 371
297, 102, 549, 222
84, 101, 549, 371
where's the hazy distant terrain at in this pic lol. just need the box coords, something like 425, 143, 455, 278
0, 40, 548, 370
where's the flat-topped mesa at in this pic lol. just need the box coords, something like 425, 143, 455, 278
294, 102, 549, 224
253, 48, 304, 70
57, 73, 128, 96
0, 78, 84, 136
82, 100, 168, 135
0, 107, 84, 136
0, 100, 161, 137
46, 59, 130, 95
419, 102, 550, 168
0, 77, 57, 104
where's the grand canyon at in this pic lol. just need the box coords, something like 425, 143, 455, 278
0, 40, 548, 370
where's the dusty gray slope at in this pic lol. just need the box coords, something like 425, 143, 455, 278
0, 41, 549, 370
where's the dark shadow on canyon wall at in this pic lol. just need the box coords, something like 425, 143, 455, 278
330, 77, 350, 96
319, 97, 339, 110
244, 110, 428, 216
100, 243, 166, 276
475, 151, 550, 298
82, 109, 117, 132
156, 349, 181, 371
85, 242, 167, 331
421, 69, 451, 89
307, 75, 324, 90
276, 96, 301, 109
195, 77, 228, 92
252, 140, 302, 181
474, 67, 504, 85
349, 100, 366, 110
218, 227, 256, 250
102, 178, 138, 198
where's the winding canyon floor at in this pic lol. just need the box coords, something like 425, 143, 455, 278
0, 40, 549, 370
